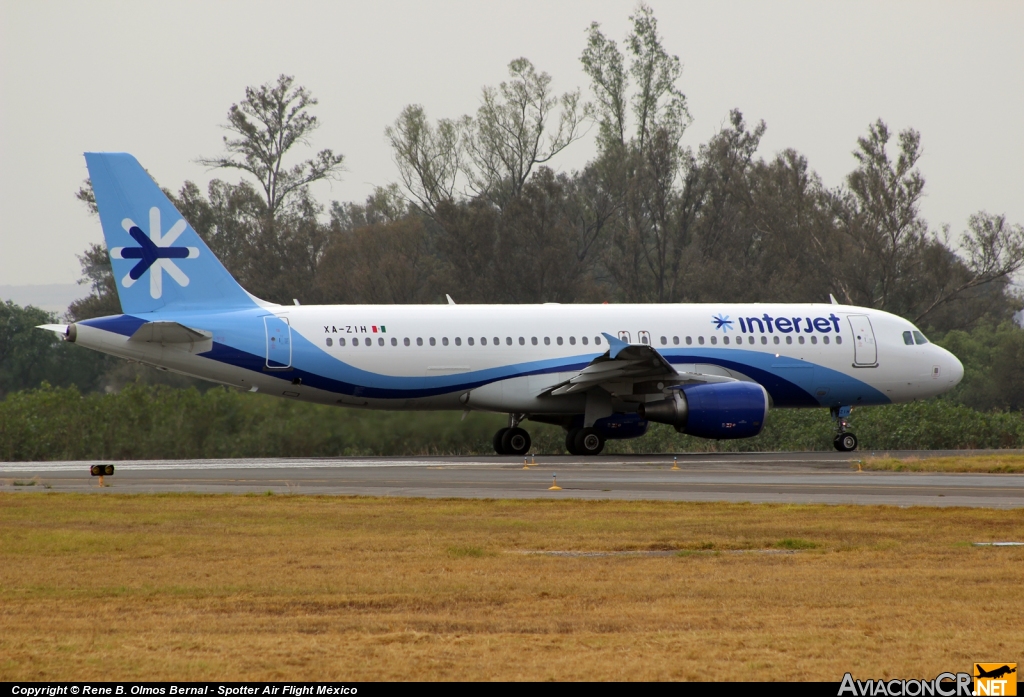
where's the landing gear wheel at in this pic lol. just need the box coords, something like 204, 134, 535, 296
501, 427, 531, 456
574, 427, 605, 456
834, 432, 858, 452
493, 428, 510, 455
565, 428, 582, 455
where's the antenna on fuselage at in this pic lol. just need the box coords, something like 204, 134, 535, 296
829, 294, 838, 305
446, 294, 456, 305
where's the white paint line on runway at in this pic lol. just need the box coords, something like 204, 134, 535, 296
0, 457, 852, 473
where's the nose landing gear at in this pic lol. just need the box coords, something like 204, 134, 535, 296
831, 406, 858, 452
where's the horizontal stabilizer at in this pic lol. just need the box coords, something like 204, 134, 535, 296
128, 321, 212, 344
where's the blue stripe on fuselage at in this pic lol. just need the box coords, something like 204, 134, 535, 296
81, 313, 889, 407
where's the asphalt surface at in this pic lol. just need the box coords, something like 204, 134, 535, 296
3, 450, 1024, 508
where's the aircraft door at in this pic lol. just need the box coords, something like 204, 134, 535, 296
848, 315, 877, 366
618, 331, 631, 343
264, 316, 292, 369
638, 331, 651, 345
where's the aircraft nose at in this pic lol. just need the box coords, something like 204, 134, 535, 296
949, 352, 964, 386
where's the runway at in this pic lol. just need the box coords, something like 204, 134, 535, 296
3, 450, 1024, 508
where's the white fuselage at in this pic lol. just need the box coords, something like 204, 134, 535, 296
71, 302, 964, 417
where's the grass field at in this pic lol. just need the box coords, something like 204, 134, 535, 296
2, 494, 1022, 681
862, 454, 1024, 473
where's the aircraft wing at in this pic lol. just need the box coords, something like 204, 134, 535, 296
544, 332, 737, 396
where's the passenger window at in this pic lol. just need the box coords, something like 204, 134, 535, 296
823, 336, 830, 345
660, 336, 667, 346
810, 336, 817, 345
798, 336, 805, 345
557, 337, 563, 345
531, 337, 538, 345
686, 337, 692, 345
519, 337, 525, 346
442, 337, 449, 346
761, 336, 767, 345
582, 336, 589, 345
569, 336, 576, 345
376, 337, 383, 346
723, 336, 730, 345
673, 336, 680, 345
903, 331, 914, 346
544, 337, 550, 345
454, 337, 461, 346
429, 338, 436, 346
506, 337, 512, 346
391, 338, 397, 346
698, 336, 704, 345
404, 338, 410, 346
468, 337, 474, 346
773, 336, 779, 345
326, 338, 333, 347
417, 338, 423, 346
710, 336, 717, 345
913, 331, 928, 345
367, 338, 373, 346
339, 338, 346, 347
836, 336, 842, 345
595, 336, 602, 345
786, 336, 792, 345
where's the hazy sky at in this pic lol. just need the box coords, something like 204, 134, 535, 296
1, 0, 1022, 287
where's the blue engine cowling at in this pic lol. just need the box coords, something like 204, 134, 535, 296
639, 382, 769, 440
568, 412, 650, 440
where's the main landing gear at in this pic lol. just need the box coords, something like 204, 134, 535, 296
493, 414, 531, 455
831, 406, 858, 452
565, 427, 605, 456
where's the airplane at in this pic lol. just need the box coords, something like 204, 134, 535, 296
38, 153, 965, 456
975, 665, 1016, 680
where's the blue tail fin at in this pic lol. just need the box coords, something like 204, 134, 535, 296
85, 152, 258, 314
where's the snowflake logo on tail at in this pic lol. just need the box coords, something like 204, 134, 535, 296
110, 207, 199, 299
712, 314, 734, 332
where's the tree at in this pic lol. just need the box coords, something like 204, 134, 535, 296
834, 119, 929, 315
384, 106, 468, 216
911, 213, 1024, 325
0, 301, 109, 397
466, 58, 590, 208
197, 74, 344, 220
581, 3, 696, 302
388, 59, 589, 213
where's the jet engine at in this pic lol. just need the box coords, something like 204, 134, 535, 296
638, 382, 769, 439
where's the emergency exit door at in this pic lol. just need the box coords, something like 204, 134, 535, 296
264, 316, 292, 369
848, 315, 877, 366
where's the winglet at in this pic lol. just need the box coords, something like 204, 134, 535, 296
602, 332, 629, 359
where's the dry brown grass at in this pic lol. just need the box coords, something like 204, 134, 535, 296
1, 493, 1023, 681
862, 454, 1024, 473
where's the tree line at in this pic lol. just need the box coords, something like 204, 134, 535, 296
68, 5, 1024, 336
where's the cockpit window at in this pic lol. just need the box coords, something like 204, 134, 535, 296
902, 331, 914, 346
913, 330, 928, 345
